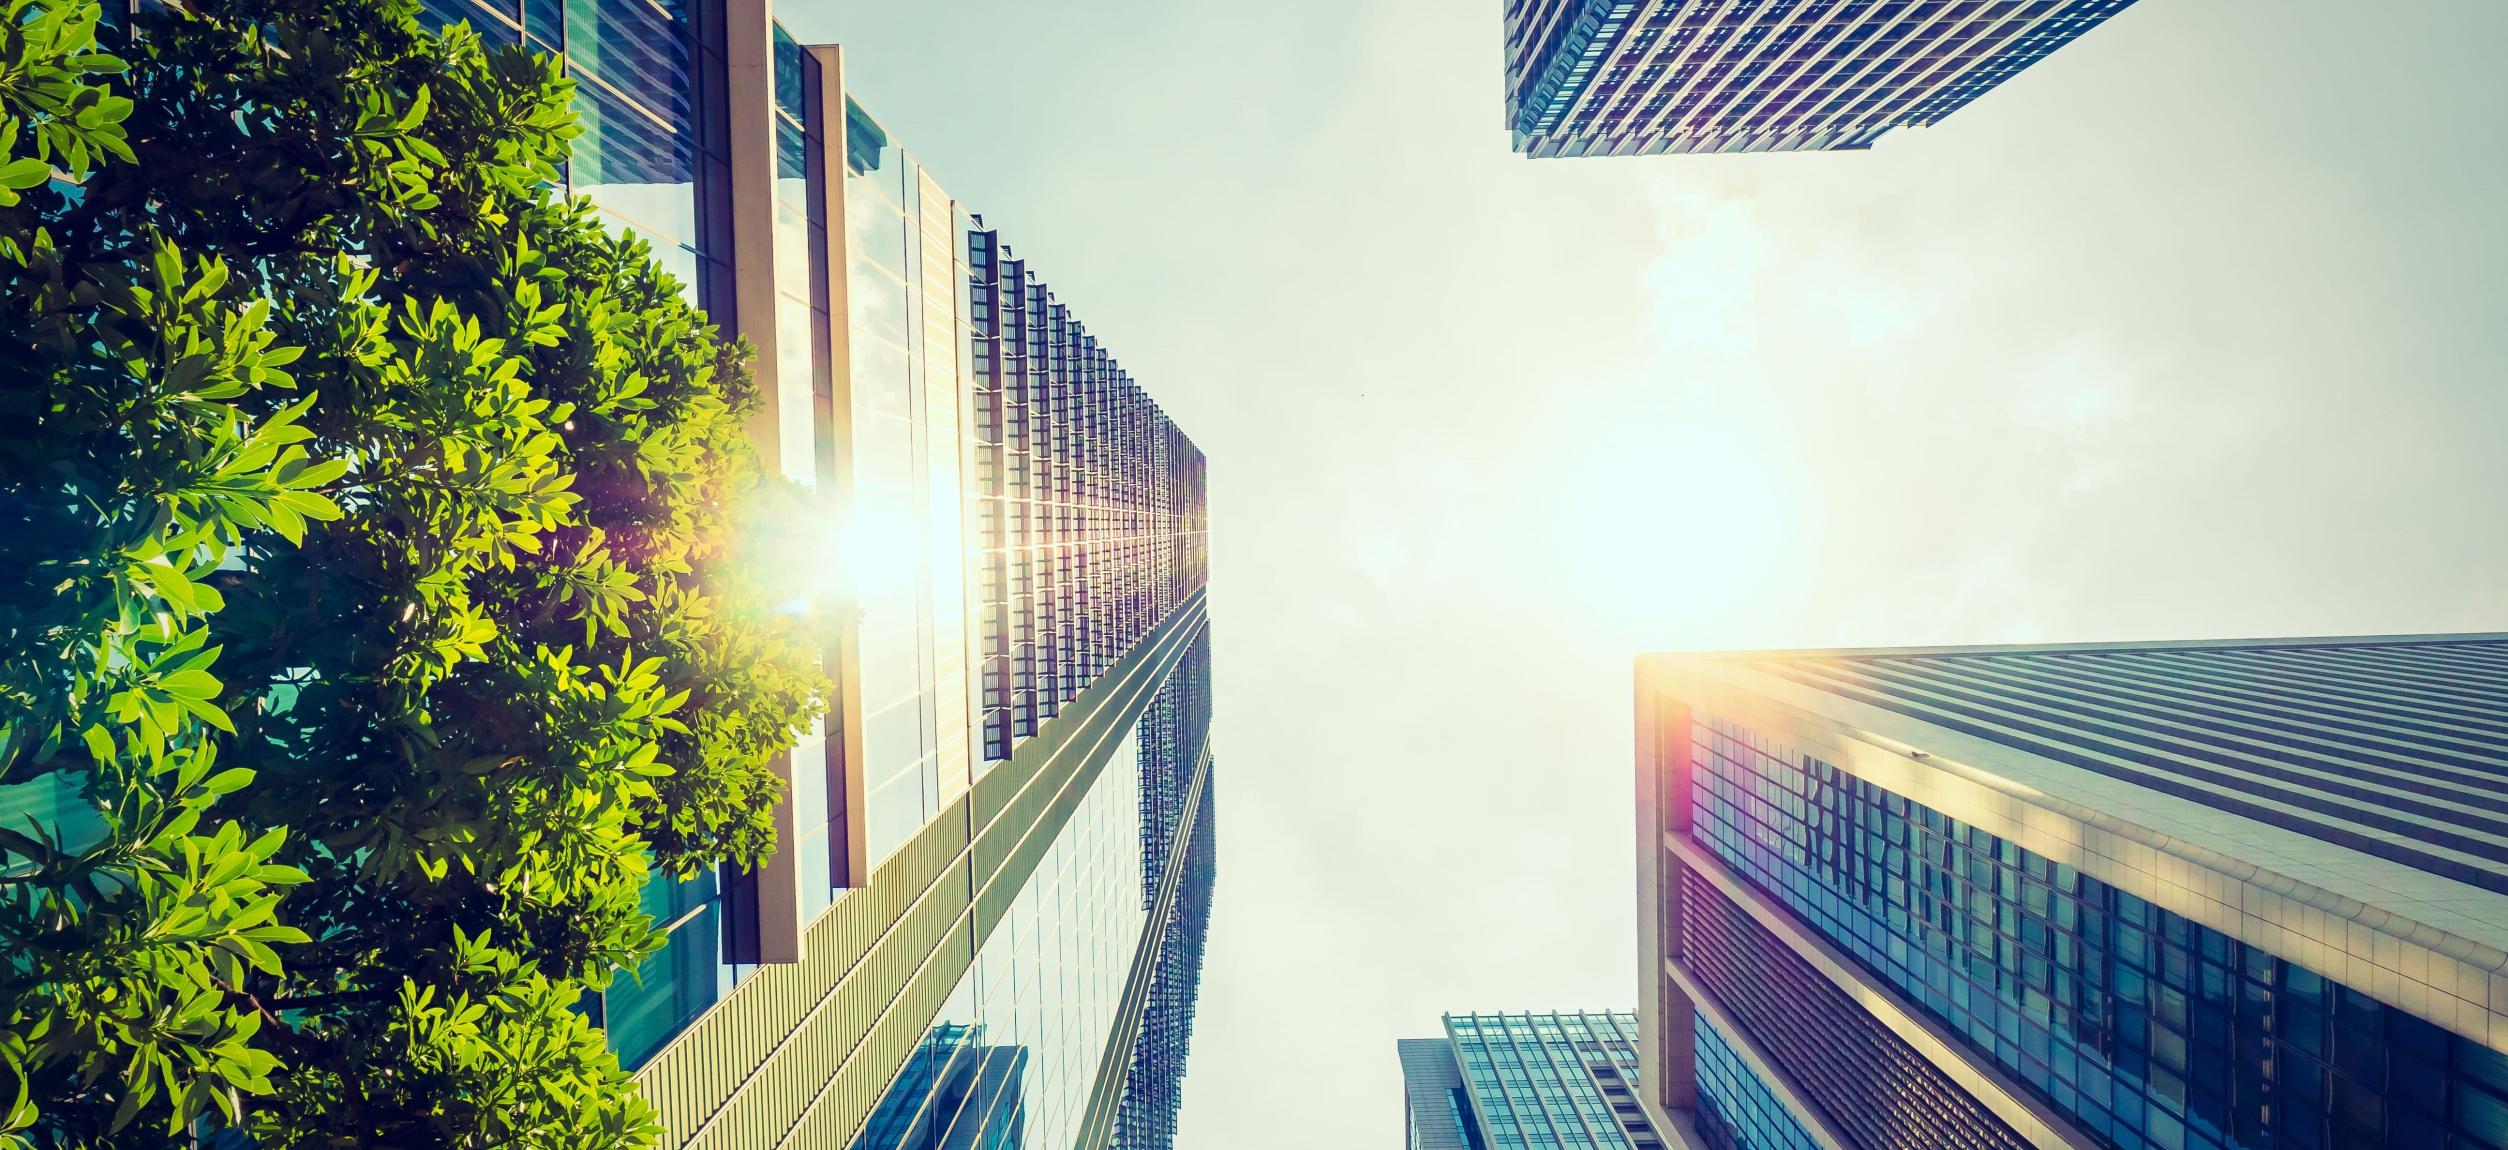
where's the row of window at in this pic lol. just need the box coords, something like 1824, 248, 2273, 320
965, 232, 1211, 766
840, 99, 980, 874
1515, 0, 2136, 148
1680, 868, 2033, 1150
1449, 1013, 1655, 1148
1691, 716, 2508, 1150
1758, 639, 2508, 896
1112, 697, 1219, 1150
857, 642, 1214, 1150
1693, 1016, 1822, 1150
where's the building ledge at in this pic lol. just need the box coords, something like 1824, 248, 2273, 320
1668, 833, 2099, 1150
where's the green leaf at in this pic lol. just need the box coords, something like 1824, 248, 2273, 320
81, 724, 117, 765
174, 694, 237, 734
0, 157, 50, 189
157, 669, 221, 700
0, 3, 836, 1141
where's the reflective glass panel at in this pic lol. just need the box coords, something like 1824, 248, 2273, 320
1691, 717, 2508, 1150
855, 722, 1148, 1149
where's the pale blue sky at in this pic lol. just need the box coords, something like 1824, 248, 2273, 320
783, 1, 2508, 1144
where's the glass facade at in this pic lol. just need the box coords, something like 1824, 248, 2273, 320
854, 718, 1150, 1150
1746, 639, 2508, 897
1691, 716, 2508, 1150
0, 774, 106, 856
1442, 1012, 1665, 1150
411, 6, 1220, 1129
603, 866, 732, 1068
965, 234, 1211, 769
842, 100, 978, 869
859, 638, 1217, 1150
1692, 1017, 1820, 1150
1399, 1036, 1487, 1150
857, 1025, 1029, 1150
1680, 867, 2029, 1150
1112, 637, 1218, 1150
1501, 0, 2142, 156
767, 25, 838, 926
1508, 0, 1642, 138
1109, 784, 1213, 1150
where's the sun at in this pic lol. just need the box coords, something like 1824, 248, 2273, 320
1554, 428, 1797, 646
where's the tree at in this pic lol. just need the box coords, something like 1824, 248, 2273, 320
0, 0, 829, 1145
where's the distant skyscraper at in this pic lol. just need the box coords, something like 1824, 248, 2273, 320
1401, 1012, 1668, 1149
1633, 635, 2508, 1150
1502, 0, 2140, 157
387, 3, 1219, 1146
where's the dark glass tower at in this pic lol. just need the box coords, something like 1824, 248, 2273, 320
1502, 0, 2141, 157
1111, 688, 1220, 1150
1401, 1012, 1668, 1149
1634, 635, 2508, 1150
389, 3, 1218, 1146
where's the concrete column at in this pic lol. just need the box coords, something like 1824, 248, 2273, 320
723, 0, 803, 965
808, 42, 871, 893
1634, 660, 1698, 1115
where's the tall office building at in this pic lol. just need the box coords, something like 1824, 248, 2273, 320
1633, 636, 2508, 1150
407, 3, 1219, 1147
1401, 1011, 1668, 1149
1502, 0, 2140, 157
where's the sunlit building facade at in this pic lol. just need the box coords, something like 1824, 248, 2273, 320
1502, 0, 2141, 157
409, 2, 1218, 1147
1401, 1011, 1668, 1149
1634, 636, 2508, 1150
856, 638, 1216, 1150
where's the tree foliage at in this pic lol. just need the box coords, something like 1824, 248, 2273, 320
0, 0, 829, 1145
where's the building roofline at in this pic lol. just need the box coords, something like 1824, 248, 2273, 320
1639, 630, 2508, 665
1633, 651, 2508, 1043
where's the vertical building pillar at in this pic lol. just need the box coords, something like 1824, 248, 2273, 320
808, 42, 871, 892
1634, 659, 1697, 1117
723, 0, 804, 964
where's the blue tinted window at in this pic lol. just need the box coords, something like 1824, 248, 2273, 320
604, 896, 721, 1068
1694, 1017, 1820, 1150
521, 0, 561, 52
1445, 1011, 1657, 1147
0, 771, 108, 856
856, 716, 1155, 1148
1692, 718, 2508, 1150
776, 117, 807, 184
564, 0, 691, 118
418, 0, 520, 44
772, 24, 809, 125
569, 75, 691, 192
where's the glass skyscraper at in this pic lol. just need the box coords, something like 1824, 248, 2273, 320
1401, 1011, 1669, 1149
1633, 635, 2508, 1150
407, 2, 1219, 1147
1501, 0, 2142, 157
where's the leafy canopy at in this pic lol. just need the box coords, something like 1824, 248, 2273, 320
0, 0, 829, 1145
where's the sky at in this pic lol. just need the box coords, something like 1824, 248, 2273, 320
779, 1, 2508, 1145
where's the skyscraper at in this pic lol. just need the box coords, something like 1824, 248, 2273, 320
1502, 0, 2141, 157
1633, 636, 2508, 1150
405, 3, 1219, 1146
1401, 1011, 1669, 1149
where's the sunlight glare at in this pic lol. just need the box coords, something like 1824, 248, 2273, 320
740, 497, 925, 619
1553, 429, 1796, 645
841, 504, 926, 600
